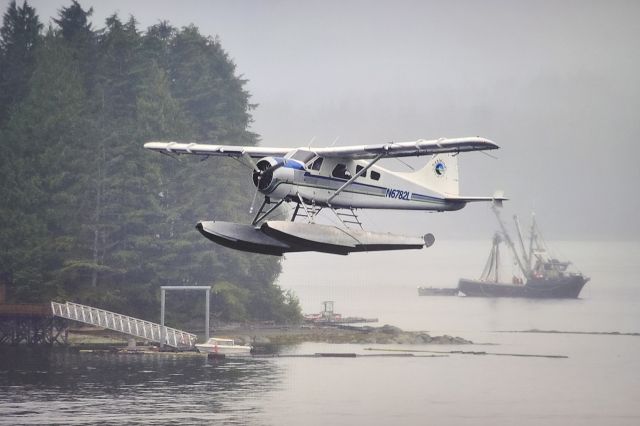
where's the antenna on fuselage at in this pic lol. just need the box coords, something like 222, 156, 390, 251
330, 136, 340, 147
307, 136, 316, 149
394, 157, 415, 171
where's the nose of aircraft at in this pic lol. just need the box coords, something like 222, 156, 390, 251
252, 157, 283, 190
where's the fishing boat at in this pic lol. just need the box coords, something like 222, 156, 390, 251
458, 207, 589, 298
195, 337, 252, 356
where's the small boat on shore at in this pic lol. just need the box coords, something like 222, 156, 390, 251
303, 301, 378, 325
195, 338, 252, 356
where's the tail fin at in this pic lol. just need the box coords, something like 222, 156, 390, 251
410, 153, 459, 196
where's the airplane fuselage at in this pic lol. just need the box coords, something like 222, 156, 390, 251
258, 156, 466, 211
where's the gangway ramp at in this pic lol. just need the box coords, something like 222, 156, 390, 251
51, 301, 197, 349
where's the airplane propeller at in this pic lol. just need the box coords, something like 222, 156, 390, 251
241, 151, 260, 173
249, 159, 284, 214
249, 185, 260, 214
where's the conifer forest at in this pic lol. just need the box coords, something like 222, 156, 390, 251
0, 1, 301, 324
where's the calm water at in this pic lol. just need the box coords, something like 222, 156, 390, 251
1, 241, 639, 425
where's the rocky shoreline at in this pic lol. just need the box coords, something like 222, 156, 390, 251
214, 323, 472, 347
67, 324, 473, 349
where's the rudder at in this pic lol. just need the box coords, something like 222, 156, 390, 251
411, 153, 459, 196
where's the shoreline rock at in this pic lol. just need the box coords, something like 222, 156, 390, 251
222, 324, 473, 346
65, 323, 473, 348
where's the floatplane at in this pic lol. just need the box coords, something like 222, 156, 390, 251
144, 137, 504, 255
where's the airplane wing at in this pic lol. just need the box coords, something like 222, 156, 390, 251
144, 137, 498, 160
313, 137, 498, 159
143, 141, 291, 158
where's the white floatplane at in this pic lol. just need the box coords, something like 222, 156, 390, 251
145, 137, 505, 255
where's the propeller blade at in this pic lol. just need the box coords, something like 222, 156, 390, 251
249, 179, 261, 214
250, 159, 285, 213
260, 161, 284, 176
241, 152, 260, 172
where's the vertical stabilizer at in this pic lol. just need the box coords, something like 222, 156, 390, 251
411, 153, 460, 196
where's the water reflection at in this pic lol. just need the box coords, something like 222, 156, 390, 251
0, 347, 282, 425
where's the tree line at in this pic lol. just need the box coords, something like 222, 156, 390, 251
0, 1, 301, 324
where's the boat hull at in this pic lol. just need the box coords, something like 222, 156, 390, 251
195, 344, 252, 356
457, 275, 589, 299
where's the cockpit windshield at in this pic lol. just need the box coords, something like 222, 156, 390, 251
288, 149, 316, 164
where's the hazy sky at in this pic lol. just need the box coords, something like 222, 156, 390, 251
18, 0, 640, 240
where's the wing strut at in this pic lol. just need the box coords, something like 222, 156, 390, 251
327, 153, 384, 206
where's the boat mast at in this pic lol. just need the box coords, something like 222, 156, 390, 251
491, 205, 530, 279
480, 233, 501, 282
494, 236, 500, 282
513, 214, 531, 275
528, 212, 537, 272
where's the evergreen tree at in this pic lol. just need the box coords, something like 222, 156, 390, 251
53, 0, 93, 42
53, 0, 95, 91
0, 0, 42, 123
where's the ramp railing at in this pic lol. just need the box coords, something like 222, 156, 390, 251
51, 301, 197, 349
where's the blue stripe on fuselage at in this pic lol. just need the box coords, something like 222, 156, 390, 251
301, 172, 445, 203
303, 172, 385, 191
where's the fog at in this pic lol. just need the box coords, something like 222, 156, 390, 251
25, 0, 640, 240
4, 4, 639, 423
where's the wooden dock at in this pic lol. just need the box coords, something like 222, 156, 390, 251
0, 303, 67, 345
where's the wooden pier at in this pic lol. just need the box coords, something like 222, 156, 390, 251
0, 303, 68, 345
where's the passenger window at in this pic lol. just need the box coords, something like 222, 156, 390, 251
332, 164, 351, 179
370, 170, 381, 181
310, 157, 323, 171
356, 165, 367, 178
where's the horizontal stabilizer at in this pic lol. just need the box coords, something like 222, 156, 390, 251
445, 196, 508, 203
446, 191, 507, 207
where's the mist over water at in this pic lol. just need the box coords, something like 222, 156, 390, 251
278, 240, 640, 333
3, 241, 640, 425
3, 0, 639, 423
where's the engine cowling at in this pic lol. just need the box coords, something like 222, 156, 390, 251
252, 157, 281, 192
